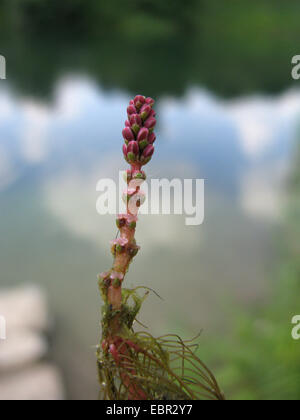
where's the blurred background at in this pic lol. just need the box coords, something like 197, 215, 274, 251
0, 0, 299, 400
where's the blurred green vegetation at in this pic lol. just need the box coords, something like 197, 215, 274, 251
199, 142, 300, 400
0, 0, 300, 97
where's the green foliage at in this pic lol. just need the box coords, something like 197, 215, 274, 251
199, 141, 300, 400
1, 0, 300, 97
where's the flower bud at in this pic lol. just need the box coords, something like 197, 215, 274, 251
140, 144, 154, 165
122, 144, 128, 156
127, 105, 137, 116
125, 120, 130, 127
145, 97, 155, 107
149, 109, 156, 118
148, 132, 156, 144
137, 127, 149, 149
144, 117, 156, 130
127, 141, 139, 155
111, 271, 124, 281
140, 104, 152, 121
99, 271, 110, 281
142, 144, 154, 159
98, 272, 111, 288
118, 238, 128, 247
129, 114, 142, 126
122, 127, 135, 142
129, 114, 142, 135
127, 141, 139, 162
112, 237, 128, 253
134, 95, 145, 109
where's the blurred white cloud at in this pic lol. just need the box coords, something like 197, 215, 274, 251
160, 87, 300, 160
54, 76, 101, 121
20, 101, 50, 164
227, 91, 300, 159
240, 160, 289, 221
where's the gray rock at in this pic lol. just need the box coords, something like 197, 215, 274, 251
0, 364, 65, 400
0, 285, 65, 400
0, 285, 50, 333
0, 331, 48, 373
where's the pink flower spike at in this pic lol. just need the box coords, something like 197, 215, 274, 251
122, 127, 135, 142
125, 120, 130, 127
143, 144, 154, 158
144, 117, 156, 130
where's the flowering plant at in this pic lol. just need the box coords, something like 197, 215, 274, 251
97, 95, 224, 400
